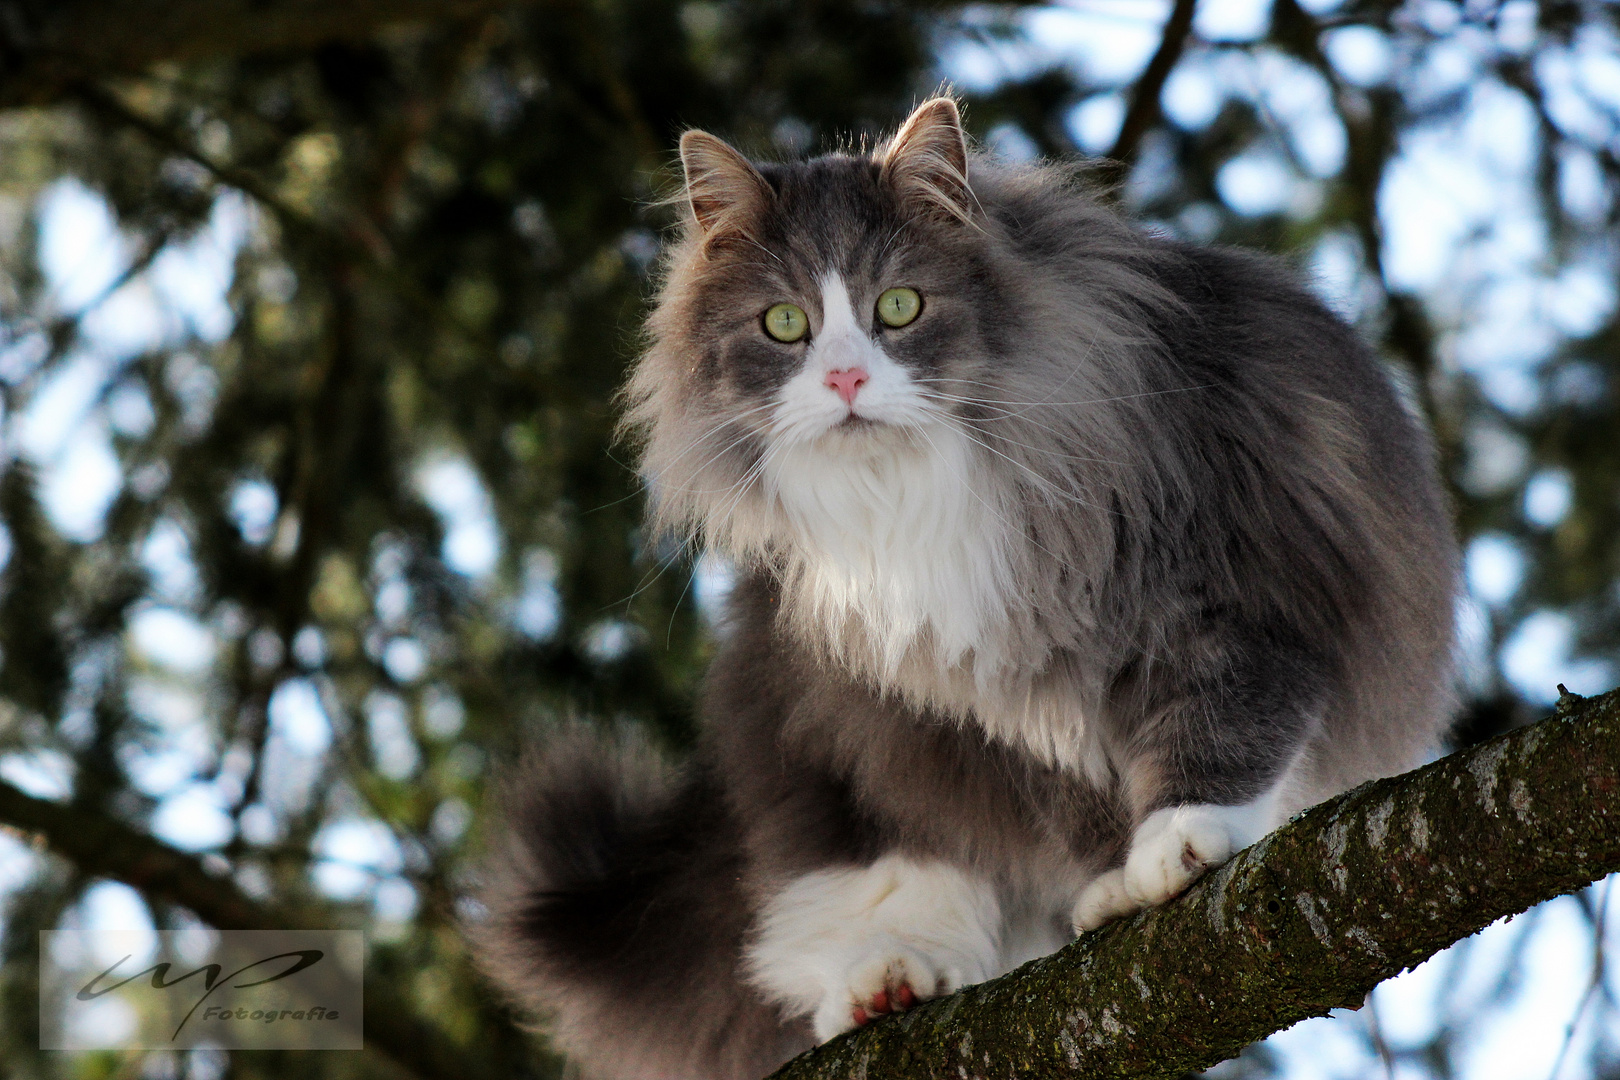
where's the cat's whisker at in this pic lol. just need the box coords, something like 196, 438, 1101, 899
915, 406, 1131, 521
715, 260, 793, 278
692, 416, 791, 532
580, 486, 649, 516
910, 423, 1075, 570
714, 437, 774, 508
908, 389, 1125, 468
643, 402, 781, 498
729, 448, 779, 516
738, 237, 787, 269
662, 421, 778, 497
607, 530, 701, 616
873, 220, 911, 266
708, 437, 787, 543
667, 561, 699, 647
911, 377, 1215, 412
589, 410, 770, 517
911, 377, 1213, 458
765, 403, 844, 450
663, 533, 733, 648
618, 409, 782, 610
650, 401, 774, 471
907, 339, 1104, 420
911, 398, 1134, 468
918, 396, 1119, 458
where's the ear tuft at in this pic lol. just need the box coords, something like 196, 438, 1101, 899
679, 130, 772, 242
879, 98, 974, 226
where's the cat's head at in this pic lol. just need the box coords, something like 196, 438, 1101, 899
626, 99, 1021, 544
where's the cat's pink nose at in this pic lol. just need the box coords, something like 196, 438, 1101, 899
824, 367, 869, 406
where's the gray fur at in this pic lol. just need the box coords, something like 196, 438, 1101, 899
474, 100, 1458, 1079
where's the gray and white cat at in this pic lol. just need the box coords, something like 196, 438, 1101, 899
473, 98, 1458, 1080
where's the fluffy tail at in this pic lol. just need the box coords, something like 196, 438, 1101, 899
472, 728, 810, 1080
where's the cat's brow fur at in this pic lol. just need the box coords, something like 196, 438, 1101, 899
475, 99, 1458, 1080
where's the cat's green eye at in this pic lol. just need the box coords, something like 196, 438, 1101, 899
763, 303, 809, 343
876, 287, 922, 328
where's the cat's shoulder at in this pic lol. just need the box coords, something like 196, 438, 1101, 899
1142, 238, 1346, 332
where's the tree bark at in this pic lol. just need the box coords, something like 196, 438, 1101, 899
768, 686, 1620, 1079
0, 0, 543, 105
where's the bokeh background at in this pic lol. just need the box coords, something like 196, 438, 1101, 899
0, 0, 1616, 1077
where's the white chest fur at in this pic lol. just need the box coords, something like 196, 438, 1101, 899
764, 425, 1016, 676
662, 274, 1105, 774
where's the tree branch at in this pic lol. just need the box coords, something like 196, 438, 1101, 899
0, 779, 506, 1080
0, 0, 546, 106
1100, 0, 1197, 185
769, 686, 1620, 1079
70, 80, 486, 340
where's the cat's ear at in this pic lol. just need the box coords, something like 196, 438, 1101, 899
679, 130, 772, 243
879, 97, 975, 226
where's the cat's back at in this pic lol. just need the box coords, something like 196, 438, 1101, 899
1138, 241, 1459, 799
975, 162, 1457, 796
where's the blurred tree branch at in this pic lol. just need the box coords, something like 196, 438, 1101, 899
0, 0, 544, 106
1100, 0, 1198, 187
71, 81, 394, 262
0, 775, 506, 1080
1268, 0, 1460, 539
769, 687, 1620, 1080
70, 78, 498, 348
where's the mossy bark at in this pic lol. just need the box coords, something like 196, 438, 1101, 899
770, 687, 1620, 1080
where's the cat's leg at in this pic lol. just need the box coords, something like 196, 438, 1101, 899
1073, 626, 1325, 933
746, 854, 1003, 1042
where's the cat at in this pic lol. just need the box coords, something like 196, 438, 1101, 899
471, 97, 1458, 1080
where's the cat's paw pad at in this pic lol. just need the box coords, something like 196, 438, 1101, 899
1071, 868, 1135, 933
810, 945, 962, 1042
1121, 805, 1234, 908
850, 980, 918, 1026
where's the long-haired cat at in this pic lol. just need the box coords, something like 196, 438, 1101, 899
473, 98, 1458, 1080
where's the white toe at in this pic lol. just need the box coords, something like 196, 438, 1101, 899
1121, 805, 1234, 907
810, 941, 963, 1041
1072, 798, 1278, 930
1072, 868, 1135, 932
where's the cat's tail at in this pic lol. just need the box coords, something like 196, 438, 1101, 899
471, 727, 810, 1080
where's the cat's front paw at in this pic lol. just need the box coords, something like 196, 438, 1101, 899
810, 941, 971, 1042
1072, 802, 1270, 933
1120, 804, 1234, 907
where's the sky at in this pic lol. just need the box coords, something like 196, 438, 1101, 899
0, 0, 1618, 1073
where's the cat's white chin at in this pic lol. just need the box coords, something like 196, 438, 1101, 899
811, 415, 919, 456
